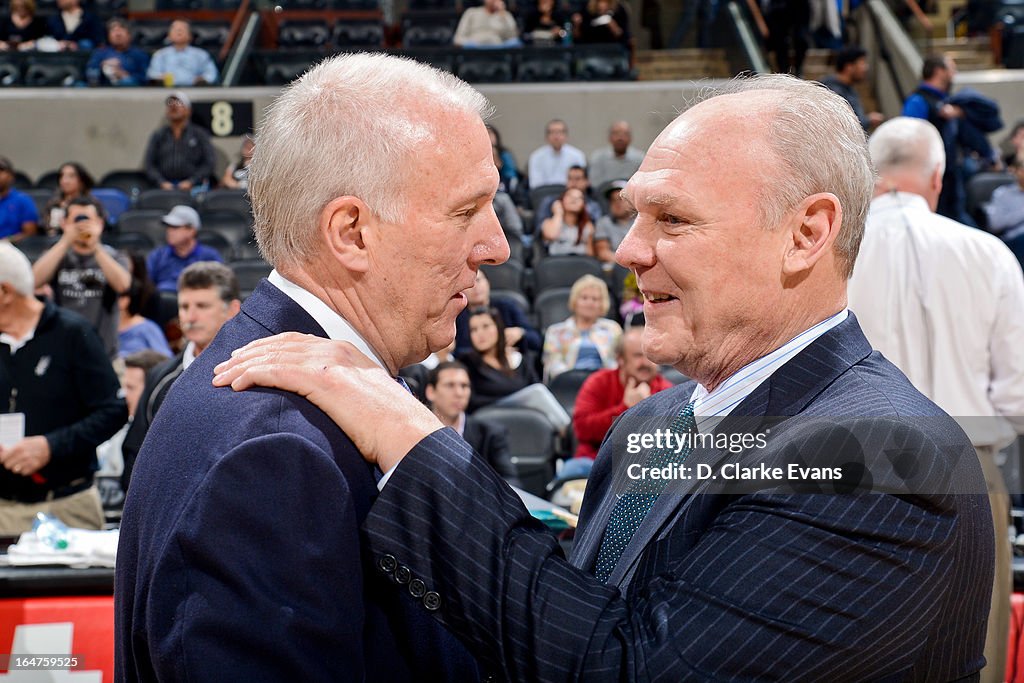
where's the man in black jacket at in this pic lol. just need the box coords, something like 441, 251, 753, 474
120, 262, 239, 492
425, 361, 517, 485
0, 242, 125, 533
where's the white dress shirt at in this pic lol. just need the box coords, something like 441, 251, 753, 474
266, 271, 398, 486
527, 144, 588, 187
848, 191, 1024, 448
268, 270, 387, 370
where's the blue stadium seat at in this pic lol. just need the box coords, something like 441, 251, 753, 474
93, 188, 132, 225
456, 50, 515, 83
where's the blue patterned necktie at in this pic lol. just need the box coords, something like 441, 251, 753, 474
593, 401, 697, 584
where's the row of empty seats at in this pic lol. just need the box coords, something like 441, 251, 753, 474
257, 44, 632, 84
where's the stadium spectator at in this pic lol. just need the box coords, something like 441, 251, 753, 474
143, 91, 216, 193
572, 0, 631, 46
453, 0, 521, 47
95, 348, 169, 477
820, 46, 883, 131
902, 55, 1000, 226
146, 19, 218, 87
0, 156, 38, 242
487, 124, 520, 194
0, 242, 126, 533
455, 268, 540, 355
534, 165, 603, 233
42, 162, 95, 235
121, 262, 240, 492
541, 186, 596, 256
31, 196, 131, 360
1002, 119, 1024, 167
490, 171, 523, 235
460, 306, 540, 411
522, 0, 569, 44
543, 274, 621, 380
118, 253, 172, 358
0, 0, 46, 51
44, 0, 103, 51
527, 119, 587, 187
219, 134, 254, 190
147, 205, 223, 293
594, 179, 635, 262
461, 307, 569, 434
762, 0, 810, 76
986, 155, 1024, 263
572, 326, 671, 459
848, 116, 1024, 683
85, 17, 149, 87
588, 120, 644, 189
424, 361, 516, 483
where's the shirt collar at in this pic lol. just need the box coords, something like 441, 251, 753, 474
267, 269, 387, 371
182, 341, 197, 369
869, 190, 930, 214
689, 309, 849, 431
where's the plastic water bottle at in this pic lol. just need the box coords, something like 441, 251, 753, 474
32, 513, 69, 550
562, 22, 573, 45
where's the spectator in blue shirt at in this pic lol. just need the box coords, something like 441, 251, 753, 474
86, 17, 150, 87
0, 157, 38, 242
146, 205, 223, 292
146, 19, 218, 87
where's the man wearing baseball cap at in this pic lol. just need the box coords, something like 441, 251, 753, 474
142, 91, 215, 193
147, 204, 223, 293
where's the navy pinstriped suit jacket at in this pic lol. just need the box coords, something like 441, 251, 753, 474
115, 281, 478, 682
364, 313, 993, 681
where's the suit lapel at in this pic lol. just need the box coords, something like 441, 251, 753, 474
240, 280, 328, 339
602, 314, 876, 589
570, 386, 695, 571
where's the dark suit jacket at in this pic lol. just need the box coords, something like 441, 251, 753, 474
115, 281, 478, 682
363, 314, 992, 681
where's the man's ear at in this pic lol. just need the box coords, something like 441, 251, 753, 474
320, 196, 375, 274
424, 384, 435, 404
782, 192, 842, 277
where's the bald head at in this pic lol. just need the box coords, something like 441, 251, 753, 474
868, 117, 945, 210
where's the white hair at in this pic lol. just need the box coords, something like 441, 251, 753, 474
249, 53, 494, 268
0, 242, 34, 296
868, 116, 946, 183
689, 74, 875, 279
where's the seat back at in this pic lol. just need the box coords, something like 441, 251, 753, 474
546, 368, 595, 415
481, 260, 525, 293
518, 47, 572, 82
334, 20, 385, 47
574, 43, 631, 80
473, 405, 558, 496
534, 287, 572, 331
456, 51, 514, 83
278, 20, 332, 48
92, 188, 132, 225
118, 209, 168, 244
99, 170, 154, 197
137, 189, 194, 212
533, 255, 604, 294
